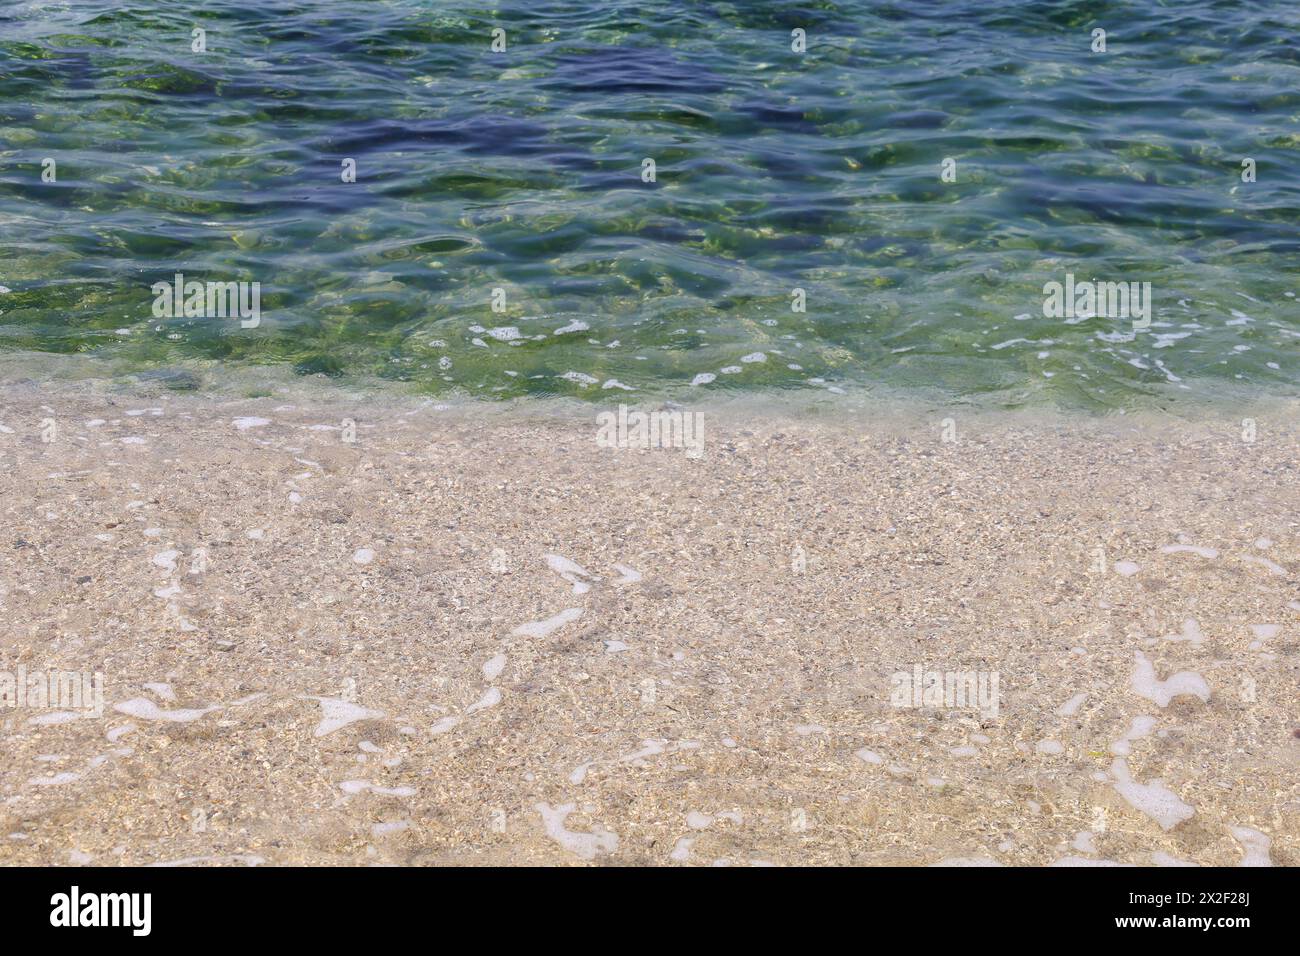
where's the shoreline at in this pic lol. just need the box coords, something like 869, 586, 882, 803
1, 349, 1297, 426
0, 381, 1296, 866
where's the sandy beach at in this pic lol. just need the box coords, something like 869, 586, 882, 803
0, 380, 1296, 866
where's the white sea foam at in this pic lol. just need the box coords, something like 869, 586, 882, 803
152, 550, 180, 574
1131, 651, 1210, 708
611, 563, 643, 585
143, 683, 176, 702
1230, 826, 1272, 867
544, 554, 591, 594
536, 802, 618, 860
1111, 758, 1194, 830
482, 653, 507, 681
464, 687, 502, 715
27, 773, 81, 787
28, 712, 81, 726
619, 739, 668, 764
1160, 544, 1218, 559
339, 780, 416, 797
1162, 618, 1204, 644
148, 855, 265, 867
932, 856, 1004, 867
114, 698, 218, 723
1239, 554, 1285, 576
512, 607, 584, 638
1111, 715, 1158, 756
1050, 856, 1134, 867
308, 697, 384, 737
670, 837, 695, 862
1056, 693, 1087, 717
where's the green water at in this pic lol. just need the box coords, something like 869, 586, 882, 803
0, 0, 1296, 408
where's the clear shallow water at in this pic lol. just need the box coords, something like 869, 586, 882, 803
0, 0, 1296, 408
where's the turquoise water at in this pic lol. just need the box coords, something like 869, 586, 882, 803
0, 0, 1296, 407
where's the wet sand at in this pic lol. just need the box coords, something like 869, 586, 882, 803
0, 381, 1296, 866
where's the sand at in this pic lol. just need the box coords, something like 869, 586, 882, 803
0, 379, 1296, 866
